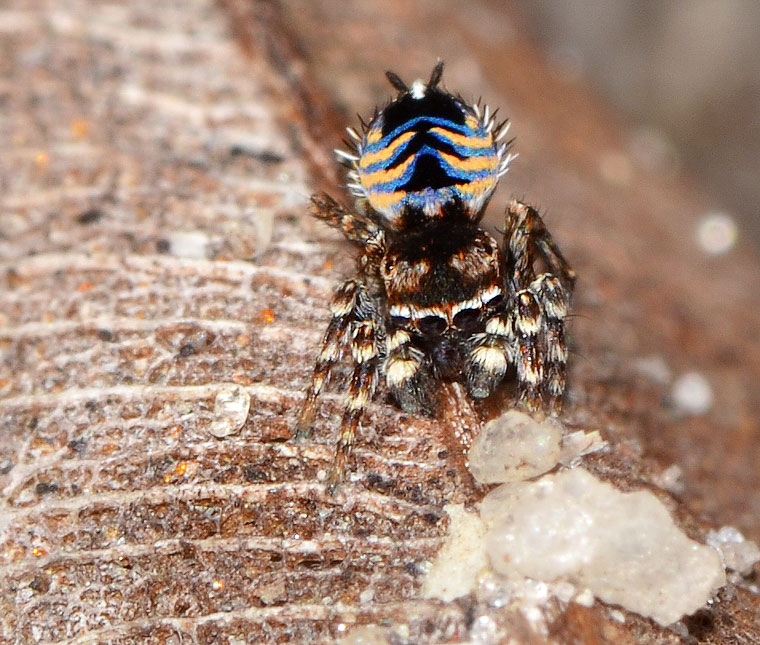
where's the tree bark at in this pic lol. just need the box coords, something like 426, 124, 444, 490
1, 1, 758, 643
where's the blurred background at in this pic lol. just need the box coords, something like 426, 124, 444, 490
513, 0, 760, 248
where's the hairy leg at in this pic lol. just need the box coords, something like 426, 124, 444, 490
326, 289, 380, 493
310, 193, 379, 246
530, 274, 570, 416
466, 313, 511, 399
294, 279, 358, 438
383, 327, 434, 416
503, 200, 574, 414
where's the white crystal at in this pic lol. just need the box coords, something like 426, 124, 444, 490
421, 504, 488, 601
706, 526, 760, 575
485, 468, 725, 626
559, 429, 608, 466
468, 410, 562, 484
209, 384, 250, 437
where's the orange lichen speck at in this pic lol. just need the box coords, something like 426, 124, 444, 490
32, 547, 47, 558
77, 281, 94, 292
163, 462, 189, 482
212, 579, 225, 591
260, 308, 275, 323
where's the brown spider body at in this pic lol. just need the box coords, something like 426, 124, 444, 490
295, 63, 575, 492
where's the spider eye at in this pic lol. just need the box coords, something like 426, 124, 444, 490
384, 258, 396, 274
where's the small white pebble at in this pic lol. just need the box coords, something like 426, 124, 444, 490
706, 526, 760, 575
671, 371, 714, 416
468, 410, 561, 484
653, 464, 685, 496
697, 211, 738, 255
553, 581, 577, 603
608, 608, 626, 623
359, 588, 374, 604
470, 615, 499, 645
670, 621, 691, 638
209, 385, 250, 437
559, 430, 608, 466
521, 605, 546, 632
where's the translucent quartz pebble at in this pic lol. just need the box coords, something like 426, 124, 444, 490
468, 410, 562, 484
706, 525, 760, 575
485, 468, 725, 625
209, 384, 251, 437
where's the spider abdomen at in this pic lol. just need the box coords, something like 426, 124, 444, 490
348, 75, 513, 228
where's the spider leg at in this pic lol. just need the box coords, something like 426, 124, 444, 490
466, 312, 511, 399
310, 193, 380, 245
294, 279, 358, 438
504, 200, 576, 290
384, 327, 434, 415
326, 289, 380, 494
513, 290, 544, 412
530, 274, 570, 415
503, 200, 575, 414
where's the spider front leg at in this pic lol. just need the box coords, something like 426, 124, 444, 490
466, 312, 511, 400
384, 326, 434, 415
326, 290, 380, 494
295, 279, 358, 438
504, 200, 575, 415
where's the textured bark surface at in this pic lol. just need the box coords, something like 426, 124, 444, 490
1, 1, 759, 644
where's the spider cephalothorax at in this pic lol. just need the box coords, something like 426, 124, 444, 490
295, 62, 576, 492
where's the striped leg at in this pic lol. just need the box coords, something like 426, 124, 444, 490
504, 200, 576, 290
294, 280, 358, 438
531, 274, 570, 416
503, 200, 574, 414
466, 313, 511, 399
513, 290, 544, 412
326, 306, 379, 494
310, 194, 380, 246
384, 327, 433, 416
